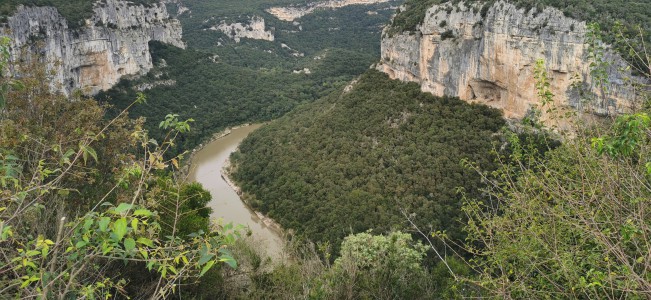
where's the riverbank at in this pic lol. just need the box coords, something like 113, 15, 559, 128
181, 123, 249, 176
221, 159, 286, 235
186, 123, 286, 259
187, 122, 285, 235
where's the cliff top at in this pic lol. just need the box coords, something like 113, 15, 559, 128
389, 0, 651, 39
1, 0, 159, 27
387, 0, 651, 74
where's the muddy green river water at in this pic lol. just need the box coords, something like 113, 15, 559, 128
188, 124, 284, 258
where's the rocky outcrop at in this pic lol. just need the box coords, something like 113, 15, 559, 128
210, 16, 274, 43
267, 0, 396, 22
135, 79, 176, 91
1, 0, 184, 95
378, 1, 645, 121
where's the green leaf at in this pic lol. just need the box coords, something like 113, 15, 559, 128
76, 241, 87, 249
112, 218, 127, 241
114, 203, 133, 214
131, 218, 138, 232
83, 218, 94, 231
198, 253, 215, 266
20, 275, 38, 288
136, 237, 154, 247
102, 242, 113, 255
161, 266, 167, 278
168, 265, 178, 275
1, 224, 13, 241
98, 217, 110, 232
147, 260, 155, 271
199, 260, 215, 276
135, 92, 147, 104
220, 254, 237, 269
139, 248, 149, 259
124, 238, 136, 252
86, 146, 98, 163
133, 209, 152, 217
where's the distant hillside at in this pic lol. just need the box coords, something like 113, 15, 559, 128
230, 70, 505, 252
99, 3, 396, 156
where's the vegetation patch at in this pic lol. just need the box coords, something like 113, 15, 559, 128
231, 70, 505, 252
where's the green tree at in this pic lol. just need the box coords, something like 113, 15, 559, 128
456, 35, 651, 299
153, 179, 212, 238
329, 231, 429, 299
0, 42, 238, 299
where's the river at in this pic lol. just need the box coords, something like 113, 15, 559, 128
188, 124, 285, 258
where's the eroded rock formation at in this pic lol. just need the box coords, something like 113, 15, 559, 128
210, 16, 274, 43
267, 0, 396, 22
2, 0, 184, 95
378, 1, 645, 120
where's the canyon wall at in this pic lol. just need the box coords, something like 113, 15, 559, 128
378, 1, 644, 120
1, 0, 184, 95
267, 0, 395, 22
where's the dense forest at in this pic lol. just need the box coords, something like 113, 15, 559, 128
178, 0, 397, 54
230, 70, 505, 252
98, 3, 395, 156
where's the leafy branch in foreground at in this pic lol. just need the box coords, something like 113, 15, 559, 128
447, 30, 651, 299
0, 44, 240, 299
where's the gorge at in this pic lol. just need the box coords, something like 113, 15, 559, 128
2, 0, 650, 298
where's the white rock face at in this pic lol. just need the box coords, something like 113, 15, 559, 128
136, 79, 176, 91
210, 16, 274, 43
267, 0, 395, 22
2, 0, 184, 95
378, 1, 645, 120
292, 68, 311, 74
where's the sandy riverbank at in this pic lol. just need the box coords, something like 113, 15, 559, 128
220, 158, 286, 235
185, 123, 287, 258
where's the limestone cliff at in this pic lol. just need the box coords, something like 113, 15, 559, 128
378, 1, 645, 120
1, 0, 184, 95
267, 0, 396, 22
210, 16, 274, 43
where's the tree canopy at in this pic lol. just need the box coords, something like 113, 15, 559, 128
231, 70, 505, 253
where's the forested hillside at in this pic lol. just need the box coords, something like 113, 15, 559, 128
231, 70, 505, 251
99, 3, 395, 155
